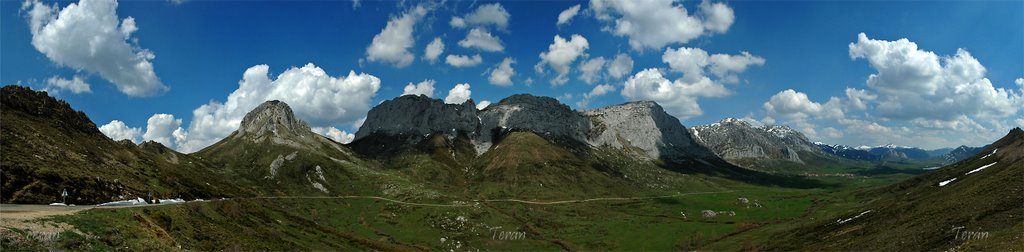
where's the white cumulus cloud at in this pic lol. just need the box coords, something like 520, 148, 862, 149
576, 83, 616, 108
24, 0, 167, 96
450, 16, 466, 28
171, 63, 380, 153
663, 47, 764, 84
844, 87, 876, 111
402, 79, 435, 97
142, 113, 184, 149
663, 47, 709, 83
445, 83, 472, 104
578, 57, 607, 84
757, 34, 1022, 149
764, 89, 830, 121
708, 52, 765, 83
476, 100, 491, 110
424, 37, 444, 63
640, 47, 763, 118
698, 0, 734, 33
45, 75, 91, 94
621, 68, 729, 120
99, 120, 140, 142
607, 53, 634, 79
365, 5, 427, 68
488, 57, 516, 86
536, 34, 589, 86
458, 28, 504, 52
445, 54, 483, 67
589, 0, 735, 50
848, 33, 1023, 121
461, 3, 510, 30
557, 4, 581, 26
311, 126, 355, 144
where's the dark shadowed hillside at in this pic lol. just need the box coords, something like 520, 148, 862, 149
0, 86, 242, 204
768, 128, 1024, 251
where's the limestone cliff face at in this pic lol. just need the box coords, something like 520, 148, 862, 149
351, 94, 723, 163
476, 94, 591, 153
583, 101, 716, 161
353, 95, 479, 141
238, 100, 312, 138
688, 118, 824, 163
232, 100, 326, 148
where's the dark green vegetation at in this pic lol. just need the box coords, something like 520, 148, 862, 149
769, 128, 1024, 251
1, 86, 241, 204
2, 85, 1021, 251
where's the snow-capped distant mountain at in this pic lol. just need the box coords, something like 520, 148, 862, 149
815, 142, 985, 163
816, 143, 880, 161
689, 118, 834, 169
942, 145, 987, 165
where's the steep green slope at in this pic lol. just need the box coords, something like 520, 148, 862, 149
768, 128, 1024, 251
1, 85, 242, 204
470, 131, 633, 199
194, 101, 439, 199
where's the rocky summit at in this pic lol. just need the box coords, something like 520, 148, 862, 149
476, 94, 591, 153
4, 85, 1020, 251
353, 94, 479, 141
584, 101, 716, 162
237, 100, 312, 138
352, 94, 594, 155
351, 94, 720, 162
689, 118, 829, 169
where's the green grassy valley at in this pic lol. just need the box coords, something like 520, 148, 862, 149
5, 179, 896, 251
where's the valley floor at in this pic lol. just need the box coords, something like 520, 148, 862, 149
0, 173, 909, 251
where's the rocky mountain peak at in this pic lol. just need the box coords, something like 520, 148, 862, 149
1, 85, 99, 135
238, 100, 311, 138
762, 125, 797, 139
351, 93, 720, 165
139, 140, 171, 154
689, 119, 827, 167
719, 117, 746, 125
584, 101, 716, 161
477, 93, 590, 152
353, 94, 478, 141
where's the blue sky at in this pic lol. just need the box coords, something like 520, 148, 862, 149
2, 0, 1022, 151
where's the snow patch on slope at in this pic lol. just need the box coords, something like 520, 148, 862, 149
835, 210, 873, 225
939, 178, 956, 187
981, 148, 997, 159
966, 162, 997, 175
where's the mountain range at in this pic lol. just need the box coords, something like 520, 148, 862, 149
2, 85, 1019, 251
687, 118, 845, 172
3, 86, 991, 204
3, 87, 798, 204
816, 142, 986, 165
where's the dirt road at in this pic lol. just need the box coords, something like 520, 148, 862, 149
0, 204, 97, 236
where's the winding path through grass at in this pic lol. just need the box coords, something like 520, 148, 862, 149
258, 190, 738, 207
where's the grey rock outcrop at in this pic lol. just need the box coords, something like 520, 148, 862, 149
351, 94, 725, 163
353, 95, 478, 141
477, 94, 590, 153
583, 101, 716, 161
238, 100, 311, 138
689, 118, 825, 164
231, 100, 327, 149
